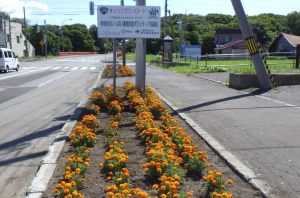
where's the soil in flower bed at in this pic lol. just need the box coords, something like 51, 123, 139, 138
43, 87, 263, 198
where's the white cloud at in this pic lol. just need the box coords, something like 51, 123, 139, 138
0, 0, 48, 19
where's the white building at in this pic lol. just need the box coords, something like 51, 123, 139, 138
0, 19, 35, 57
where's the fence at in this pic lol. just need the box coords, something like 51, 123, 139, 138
169, 52, 299, 74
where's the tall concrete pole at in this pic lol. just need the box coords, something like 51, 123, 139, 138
23, 6, 29, 57
231, 0, 272, 89
44, 20, 48, 59
135, 0, 146, 96
8, 16, 12, 49
121, 0, 126, 66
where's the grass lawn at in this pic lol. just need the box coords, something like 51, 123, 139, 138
126, 53, 300, 75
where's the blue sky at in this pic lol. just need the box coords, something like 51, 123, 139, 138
1, 0, 300, 27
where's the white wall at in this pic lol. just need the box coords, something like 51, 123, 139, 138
0, 19, 35, 57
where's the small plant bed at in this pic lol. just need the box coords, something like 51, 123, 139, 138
44, 82, 263, 198
102, 64, 135, 78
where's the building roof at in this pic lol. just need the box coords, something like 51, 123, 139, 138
215, 39, 245, 50
281, 33, 300, 47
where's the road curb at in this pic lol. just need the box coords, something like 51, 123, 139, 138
25, 67, 104, 198
153, 88, 274, 198
192, 74, 228, 86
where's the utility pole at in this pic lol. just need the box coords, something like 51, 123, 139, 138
121, 0, 126, 66
135, 0, 146, 96
3, 19, 7, 48
23, 6, 29, 57
168, 10, 172, 33
164, 0, 167, 37
231, 0, 272, 89
8, 16, 12, 49
44, 19, 48, 59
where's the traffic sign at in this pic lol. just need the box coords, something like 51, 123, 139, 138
97, 5, 161, 38
40, 40, 45, 46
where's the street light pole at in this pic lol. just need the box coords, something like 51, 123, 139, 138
61, 19, 72, 52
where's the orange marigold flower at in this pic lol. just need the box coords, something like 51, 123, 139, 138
152, 184, 159, 189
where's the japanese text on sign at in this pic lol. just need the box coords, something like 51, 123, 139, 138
97, 5, 161, 39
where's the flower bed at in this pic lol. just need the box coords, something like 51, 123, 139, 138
102, 64, 135, 78
43, 82, 263, 198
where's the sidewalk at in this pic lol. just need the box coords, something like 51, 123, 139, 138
144, 65, 300, 198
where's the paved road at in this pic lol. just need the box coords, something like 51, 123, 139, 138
144, 66, 300, 198
0, 55, 105, 197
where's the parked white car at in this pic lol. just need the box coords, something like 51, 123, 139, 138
0, 48, 20, 73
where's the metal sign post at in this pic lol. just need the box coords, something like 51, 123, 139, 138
136, 0, 146, 96
121, 0, 126, 66
231, 0, 272, 90
112, 39, 117, 96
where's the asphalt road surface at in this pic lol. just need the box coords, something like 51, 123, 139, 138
0, 55, 105, 197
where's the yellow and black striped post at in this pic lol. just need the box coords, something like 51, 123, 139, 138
245, 37, 259, 56
231, 0, 272, 89
262, 53, 277, 88
257, 42, 276, 88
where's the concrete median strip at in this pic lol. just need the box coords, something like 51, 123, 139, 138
25, 67, 104, 198
153, 88, 274, 198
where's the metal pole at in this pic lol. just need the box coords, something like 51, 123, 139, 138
62, 26, 64, 52
135, 0, 146, 97
23, 6, 28, 57
296, 45, 300, 69
113, 39, 117, 96
44, 20, 48, 59
164, 0, 167, 37
121, 0, 126, 66
231, 0, 272, 89
8, 17, 12, 49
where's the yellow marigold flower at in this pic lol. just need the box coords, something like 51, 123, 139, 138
106, 192, 114, 198
152, 184, 159, 189
227, 179, 233, 185
63, 189, 69, 194
160, 185, 166, 191
116, 177, 123, 182
65, 166, 71, 171
72, 190, 78, 196
186, 191, 193, 197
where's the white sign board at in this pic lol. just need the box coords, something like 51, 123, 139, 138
97, 5, 161, 39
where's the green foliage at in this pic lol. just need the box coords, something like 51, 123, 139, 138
3, 10, 298, 56
287, 11, 300, 35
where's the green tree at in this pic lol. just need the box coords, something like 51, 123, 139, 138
287, 11, 300, 35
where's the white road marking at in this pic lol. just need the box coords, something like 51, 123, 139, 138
63, 67, 70, 69
0, 68, 48, 81
241, 91, 300, 110
90, 67, 96, 70
38, 73, 67, 87
51, 67, 61, 70
71, 67, 78, 70
80, 67, 88, 70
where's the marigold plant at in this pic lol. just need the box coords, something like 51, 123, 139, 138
90, 91, 107, 108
